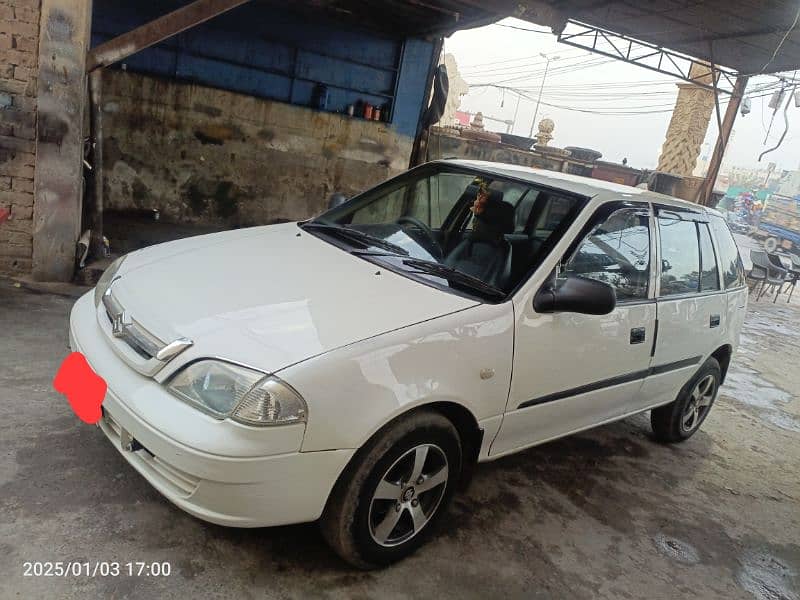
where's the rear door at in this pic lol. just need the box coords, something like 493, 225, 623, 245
633, 206, 727, 411
708, 214, 748, 350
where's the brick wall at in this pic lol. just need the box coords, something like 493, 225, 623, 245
0, 0, 39, 274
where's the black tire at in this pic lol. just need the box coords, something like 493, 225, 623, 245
320, 411, 462, 569
651, 357, 721, 443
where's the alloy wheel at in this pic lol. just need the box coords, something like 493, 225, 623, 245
367, 444, 449, 547
681, 374, 716, 433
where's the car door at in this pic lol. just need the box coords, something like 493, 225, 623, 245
708, 214, 748, 348
633, 206, 728, 411
491, 201, 657, 456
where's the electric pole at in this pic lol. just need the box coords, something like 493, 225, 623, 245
529, 53, 559, 137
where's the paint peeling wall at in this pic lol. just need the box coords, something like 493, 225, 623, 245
31, 0, 91, 281
100, 70, 413, 228
0, 0, 40, 275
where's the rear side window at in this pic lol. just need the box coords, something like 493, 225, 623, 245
709, 215, 746, 288
658, 217, 700, 295
698, 224, 720, 291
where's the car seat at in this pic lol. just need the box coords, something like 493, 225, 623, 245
445, 190, 515, 290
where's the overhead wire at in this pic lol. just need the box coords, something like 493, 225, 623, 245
490, 22, 554, 34
759, 4, 800, 73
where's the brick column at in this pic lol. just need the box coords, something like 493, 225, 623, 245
0, 0, 40, 274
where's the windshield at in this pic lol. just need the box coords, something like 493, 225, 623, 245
304, 164, 585, 301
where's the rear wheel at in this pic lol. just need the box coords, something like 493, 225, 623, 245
651, 358, 721, 443
320, 411, 462, 568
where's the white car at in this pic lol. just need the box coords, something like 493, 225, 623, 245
69, 160, 747, 568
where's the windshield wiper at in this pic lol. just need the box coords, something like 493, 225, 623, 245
401, 258, 506, 300
302, 222, 409, 256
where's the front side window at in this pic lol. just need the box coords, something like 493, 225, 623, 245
708, 215, 746, 288
658, 217, 700, 296
306, 165, 585, 300
563, 207, 651, 301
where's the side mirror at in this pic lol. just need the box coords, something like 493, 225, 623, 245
328, 193, 348, 210
534, 275, 616, 315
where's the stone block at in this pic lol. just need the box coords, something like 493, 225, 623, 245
11, 175, 33, 193
0, 189, 34, 206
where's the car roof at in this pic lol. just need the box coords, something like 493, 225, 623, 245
438, 159, 714, 213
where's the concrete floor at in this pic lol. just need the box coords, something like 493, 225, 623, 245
0, 278, 798, 600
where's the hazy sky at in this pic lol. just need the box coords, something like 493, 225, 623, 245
444, 19, 800, 172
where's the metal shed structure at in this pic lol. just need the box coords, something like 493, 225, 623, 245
8, 0, 800, 281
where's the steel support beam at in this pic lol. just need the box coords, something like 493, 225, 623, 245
86, 0, 253, 72
696, 75, 749, 206
558, 20, 738, 94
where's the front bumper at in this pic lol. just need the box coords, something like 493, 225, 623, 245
69, 292, 353, 527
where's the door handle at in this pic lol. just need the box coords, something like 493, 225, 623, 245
630, 327, 646, 344
709, 314, 721, 328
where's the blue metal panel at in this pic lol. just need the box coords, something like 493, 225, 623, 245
393, 38, 437, 139
176, 54, 293, 102
91, 1, 436, 138
295, 51, 395, 96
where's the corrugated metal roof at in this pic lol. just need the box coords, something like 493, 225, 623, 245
515, 0, 800, 75
302, 0, 800, 75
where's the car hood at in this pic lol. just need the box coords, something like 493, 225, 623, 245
110, 223, 478, 375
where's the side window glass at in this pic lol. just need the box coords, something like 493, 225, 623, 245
709, 215, 745, 288
351, 187, 405, 224
698, 224, 720, 291
351, 172, 474, 228
513, 190, 540, 233
658, 217, 700, 296
563, 207, 651, 301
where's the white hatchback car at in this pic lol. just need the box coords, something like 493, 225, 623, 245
69, 160, 747, 567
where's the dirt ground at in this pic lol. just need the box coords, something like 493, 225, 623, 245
0, 278, 798, 600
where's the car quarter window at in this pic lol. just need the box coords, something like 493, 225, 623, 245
658, 216, 700, 296
562, 207, 651, 301
708, 215, 746, 288
698, 223, 721, 291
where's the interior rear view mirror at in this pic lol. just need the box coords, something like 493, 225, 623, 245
534, 274, 616, 315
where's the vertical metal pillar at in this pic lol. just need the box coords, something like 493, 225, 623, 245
697, 75, 749, 206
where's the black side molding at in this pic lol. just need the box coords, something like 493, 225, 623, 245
517, 356, 703, 410
649, 356, 702, 376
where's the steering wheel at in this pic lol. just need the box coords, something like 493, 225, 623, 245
397, 216, 442, 258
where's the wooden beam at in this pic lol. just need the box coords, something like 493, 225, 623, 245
697, 75, 749, 206
87, 0, 253, 72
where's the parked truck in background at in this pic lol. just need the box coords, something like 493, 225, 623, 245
755, 193, 800, 255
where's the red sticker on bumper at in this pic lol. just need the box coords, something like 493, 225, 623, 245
53, 352, 107, 424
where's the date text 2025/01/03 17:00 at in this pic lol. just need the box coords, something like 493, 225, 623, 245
22, 561, 172, 577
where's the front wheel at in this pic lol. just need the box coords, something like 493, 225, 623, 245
651, 357, 721, 443
320, 411, 462, 568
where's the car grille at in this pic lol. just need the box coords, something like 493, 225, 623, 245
98, 285, 193, 377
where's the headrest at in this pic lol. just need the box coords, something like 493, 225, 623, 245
476, 190, 515, 235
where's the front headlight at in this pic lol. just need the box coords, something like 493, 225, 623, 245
94, 255, 127, 306
166, 360, 307, 426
